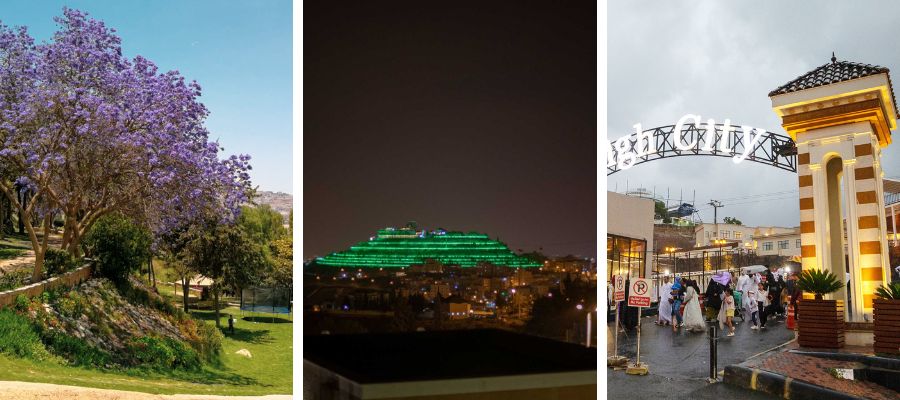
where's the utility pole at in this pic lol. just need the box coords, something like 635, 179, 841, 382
708, 200, 723, 243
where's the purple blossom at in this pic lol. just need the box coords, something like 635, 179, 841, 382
0, 8, 253, 243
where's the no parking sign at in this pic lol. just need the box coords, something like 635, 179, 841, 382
627, 278, 651, 307
614, 275, 625, 302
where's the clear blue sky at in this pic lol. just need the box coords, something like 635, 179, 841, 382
0, 1, 292, 194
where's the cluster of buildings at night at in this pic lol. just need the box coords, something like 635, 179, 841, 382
305, 223, 596, 335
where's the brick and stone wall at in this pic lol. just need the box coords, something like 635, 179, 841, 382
653, 224, 696, 251
0, 264, 92, 308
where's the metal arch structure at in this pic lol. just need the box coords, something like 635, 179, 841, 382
607, 123, 798, 176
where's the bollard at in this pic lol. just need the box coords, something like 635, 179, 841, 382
708, 324, 718, 382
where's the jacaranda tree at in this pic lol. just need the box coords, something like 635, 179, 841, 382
0, 9, 251, 281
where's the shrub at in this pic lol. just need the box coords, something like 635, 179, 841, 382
0, 269, 30, 291
796, 269, 844, 300
44, 248, 79, 277
0, 309, 51, 360
127, 336, 201, 371
13, 294, 29, 312
43, 330, 113, 367
195, 320, 223, 362
83, 214, 151, 284
55, 290, 87, 318
875, 282, 900, 300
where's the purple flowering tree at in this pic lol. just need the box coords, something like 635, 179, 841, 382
0, 9, 252, 281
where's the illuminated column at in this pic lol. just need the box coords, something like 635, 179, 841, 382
770, 59, 896, 322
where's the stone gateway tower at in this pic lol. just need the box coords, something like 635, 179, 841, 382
769, 57, 896, 322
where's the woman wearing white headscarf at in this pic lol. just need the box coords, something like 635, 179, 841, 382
657, 277, 673, 326
682, 279, 706, 332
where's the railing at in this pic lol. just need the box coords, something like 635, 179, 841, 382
886, 192, 900, 206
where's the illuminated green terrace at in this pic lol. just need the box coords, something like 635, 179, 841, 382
316, 227, 540, 268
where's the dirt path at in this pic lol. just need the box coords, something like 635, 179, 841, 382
0, 252, 35, 273
0, 381, 292, 400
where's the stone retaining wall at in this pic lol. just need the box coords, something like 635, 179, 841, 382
0, 264, 92, 308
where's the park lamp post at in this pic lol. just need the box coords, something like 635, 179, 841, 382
665, 246, 678, 276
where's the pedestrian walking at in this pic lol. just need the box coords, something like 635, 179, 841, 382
748, 286, 760, 330
737, 270, 755, 320
757, 282, 770, 329
671, 277, 684, 331
704, 278, 722, 322
723, 287, 736, 336
682, 280, 705, 332
657, 277, 673, 326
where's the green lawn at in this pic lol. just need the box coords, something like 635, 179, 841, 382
0, 248, 26, 260
0, 306, 293, 396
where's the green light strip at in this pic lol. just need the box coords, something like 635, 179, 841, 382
317, 228, 540, 268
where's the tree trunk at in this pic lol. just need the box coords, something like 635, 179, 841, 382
213, 283, 221, 328
31, 250, 44, 282
182, 277, 190, 313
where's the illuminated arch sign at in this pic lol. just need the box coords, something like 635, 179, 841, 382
606, 114, 797, 175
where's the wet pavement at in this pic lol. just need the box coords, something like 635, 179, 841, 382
607, 313, 796, 399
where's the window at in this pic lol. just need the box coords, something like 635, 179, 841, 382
734, 231, 743, 240
722, 231, 730, 239
763, 242, 773, 251
796, 239, 801, 248
778, 240, 789, 249
706, 232, 711, 238
607, 235, 646, 282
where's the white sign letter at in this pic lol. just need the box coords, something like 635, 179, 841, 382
734, 126, 766, 164
700, 118, 716, 151
673, 114, 701, 150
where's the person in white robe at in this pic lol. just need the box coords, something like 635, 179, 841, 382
736, 271, 755, 320
657, 278, 673, 325
681, 279, 706, 332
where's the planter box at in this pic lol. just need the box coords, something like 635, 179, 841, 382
797, 299, 844, 348
873, 299, 900, 355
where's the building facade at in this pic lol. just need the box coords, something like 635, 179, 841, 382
607, 192, 655, 281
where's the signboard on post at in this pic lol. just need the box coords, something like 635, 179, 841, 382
614, 275, 626, 302
627, 278, 651, 308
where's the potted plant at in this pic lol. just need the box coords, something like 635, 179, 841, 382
795, 269, 845, 348
873, 282, 900, 355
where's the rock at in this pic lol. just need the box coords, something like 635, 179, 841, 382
235, 349, 252, 358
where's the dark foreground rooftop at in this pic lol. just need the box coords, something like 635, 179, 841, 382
303, 329, 597, 384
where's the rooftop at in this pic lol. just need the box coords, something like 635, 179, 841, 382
303, 329, 597, 384
768, 57, 898, 117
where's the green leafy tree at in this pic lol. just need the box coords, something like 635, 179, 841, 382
266, 236, 293, 291
156, 224, 198, 313
83, 214, 151, 284
723, 216, 742, 225
654, 200, 671, 223
238, 205, 287, 244
184, 221, 268, 327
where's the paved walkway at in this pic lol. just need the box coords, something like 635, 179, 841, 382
608, 313, 796, 399
0, 381, 291, 400
744, 351, 896, 400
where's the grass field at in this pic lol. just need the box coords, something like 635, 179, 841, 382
0, 306, 293, 396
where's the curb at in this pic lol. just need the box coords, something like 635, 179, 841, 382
723, 364, 863, 400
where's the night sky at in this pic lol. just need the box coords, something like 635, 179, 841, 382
304, 1, 596, 261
